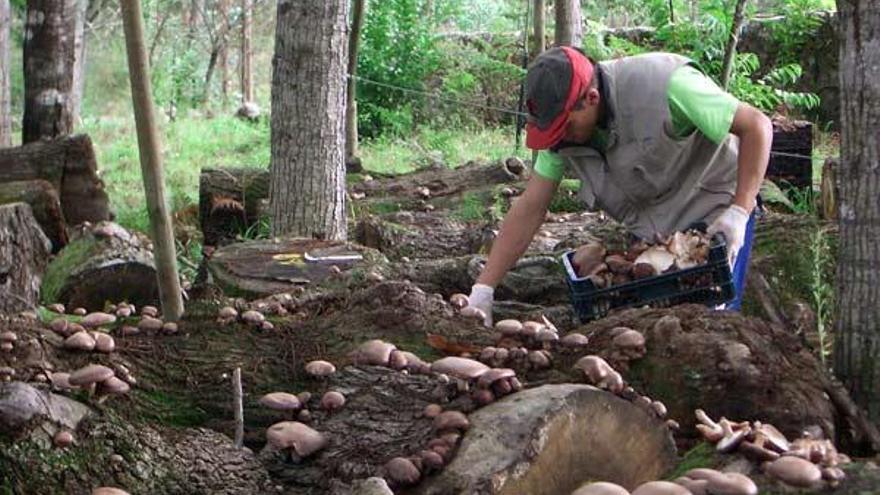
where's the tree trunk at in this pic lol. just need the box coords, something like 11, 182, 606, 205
345, 0, 365, 160
22, 0, 78, 144
270, 1, 348, 239
533, 0, 545, 55
0, 134, 110, 225
218, 0, 229, 103
719, 0, 749, 90
70, 0, 89, 125
0, 180, 68, 251
40, 222, 158, 311
120, 0, 184, 321
0, 203, 52, 314
0, 0, 12, 147
833, 1, 880, 428
553, 0, 582, 47
240, 0, 253, 105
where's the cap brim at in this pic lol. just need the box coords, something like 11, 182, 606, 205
526, 113, 567, 150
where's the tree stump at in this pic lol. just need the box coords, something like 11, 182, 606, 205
199, 167, 269, 246
0, 203, 52, 314
0, 180, 67, 251
0, 134, 110, 225
40, 222, 158, 310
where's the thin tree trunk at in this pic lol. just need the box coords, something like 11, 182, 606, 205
834, 0, 880, 425
23, 0, 78, 144
554, 0, 582, 47
120, 0, 184, 321
240, 0, 253, 105
533, 0, 545, 55
345, 0, 365, 159
70, 0, 88, 126
218, 0, 229, 103
719, 0, 748, 90
270, 1, 348, 239
0, 0, 12, 147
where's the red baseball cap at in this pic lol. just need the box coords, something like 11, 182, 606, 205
525, 47, 595, 150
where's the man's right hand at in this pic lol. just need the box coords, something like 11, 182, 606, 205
466, 284, 494, 327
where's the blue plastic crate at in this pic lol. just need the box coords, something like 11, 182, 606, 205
561, 234, 735, 322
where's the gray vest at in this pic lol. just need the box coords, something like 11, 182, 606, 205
558, 53, 739, 240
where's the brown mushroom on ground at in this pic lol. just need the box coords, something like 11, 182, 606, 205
560, 333, 589, 348
738, 441, 780, 462
141, 305, 159, 318
115, 305, 132, 318
320, 391, 345, 412
495, 319, 523, 336
570, 482, 630, 495
572, 243, 607, 278
433, 410, 469, 433
476, 368, 516, 390
265, 421, 328, 462
304, 360, 336, 378
388, 350, 408, 370
138, 316, 163, 333
241, 310, 265, 325
716, 418, 751, 453
460, 305, 487, 321
821, 466, 846, 485
49, 318, 71, 336
351, 339, 397, 366
631, 480, 691, 494
97, 376, 130, 402
54, 430, 74, 448
574, 355, 624, 393
527, 350, 552, 370
48, 303, 65, 314
423, 404, 443, 418
49, 372, 76, 391
694, 409, 724, 442
260, 392, 302, 414
81, 312, 117, 328
69, 364, 115, 396
218, 306, 239, 320
92, 488, 130, 495
752, 422, 791, 453
162, 322, 179, 334
430, 357, 490, 382
384, 456, 421, 486
72, 307, 87, 316
763, 456, 822, 488
400, 351, 431, 374
611, 329, 647, 359
683, 469, 757, 495
93, 333, 116, 353
64, 331, 97, 351
0, 367, 14, 381
419, 449, 445, 471
449, 293, 468, 308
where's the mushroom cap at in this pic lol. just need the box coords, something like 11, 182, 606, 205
476, 368, 516, 389
115, 306, 132, 318
304, 360, 336, 377
241, 310, 265, 324
560, 333, 589, 347
527, 350, 551, 369
400, 351, 430, 374
260, 392, 302, 411
632, 263, 657, 279
47, 303, 65, 313
423, 404, 443, 418
54, 430, 74, 448
81, 312, 117, 328
69, 364, 115, 386
100, 376, 131, 395
460, 305, 486, 320
419, 449, 445, 469
574, 355, 612, 383
432, 410, 469, 432
320, 391, 346, 411
634, 246, 676, 274
384, 456, 421, 486
754, 422, 790, 452
570, 481, 630, 495
265, 421, 327, 457
495, 319, 523, 336
764, 456, 822, 487
138, 316, 164, 332
612, 329, 646, 349
536, 328, 560, 343
64, 331, 97, 351
218, 306, 239, 319
352, 339, 397, 366
92, 488, 131, 495
388, 350, 409, 370
521, 320, 546, 337
431, 356, 490, 380
0, 331, 17, 343
49, 318, 70, 335
94, 333, 116, 353
572, 243, 607, 277
673, 477, 707, 495
631, 480, 692, 495
449, 293, 468, 309
707, 472, 757, 495
49, 372, 75, 391
72, 307, 87, 316
141, 305, 159, 317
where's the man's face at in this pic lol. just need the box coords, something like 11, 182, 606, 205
561, 87, 601, 144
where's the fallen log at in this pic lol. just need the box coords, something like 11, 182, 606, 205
0, 180, 67, 251
0, 203, 52, 314
199, 167, 269, 246
0, 134, 111, 225
40, 222, 158, 311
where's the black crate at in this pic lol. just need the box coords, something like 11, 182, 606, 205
561, 234, 735, 322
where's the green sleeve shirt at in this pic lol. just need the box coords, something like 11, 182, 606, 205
533, 65, 740, 182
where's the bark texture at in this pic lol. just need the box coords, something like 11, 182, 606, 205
719, 0, 749, 90
0, 203, 52, 314
345, 0, 365, 159
22, 0, 78, 144
533, 0, 545, 55
0, 0, 11, 147
0, 180, 67, 251
833, 1, 880, 426
70, 0, 88, 124
553, 0, 582, 47
240, 0, 253, 105
270, 1, 348, 239
0, 134, 110, 225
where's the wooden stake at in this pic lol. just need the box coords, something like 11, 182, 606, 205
232, 367, 244, 449
120, 0, 184, 320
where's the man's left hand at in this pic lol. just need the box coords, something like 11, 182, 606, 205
708, 204, 750, 268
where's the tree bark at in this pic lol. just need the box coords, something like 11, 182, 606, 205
70, 0, 89, 125
344, 0, 365, 160
0, 134, 110, 225
0, 180, 68, 251
218, 0, 230, 103
719, 0, 749, 90
0, 203, 52, 314
240, 0, 253, 105
120, 0, 184, 321
270, 1, 348, 239
0, 0, 12, 147
533, 0, 545, 55
22, 0, 78, 144
833, 1, 880, 426
553, 0, 582, 47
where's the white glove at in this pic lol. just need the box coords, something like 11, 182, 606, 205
707, 204, 750, 268
466, 283, 494, 328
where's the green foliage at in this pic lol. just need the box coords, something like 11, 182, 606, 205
809, 225, 835, 367
768, 0, 829, 64
719, 54, 820, 113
